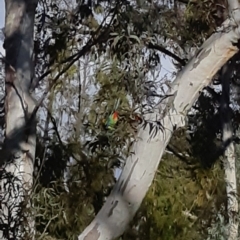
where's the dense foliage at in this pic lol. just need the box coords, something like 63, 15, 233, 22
2, 0, 240, 239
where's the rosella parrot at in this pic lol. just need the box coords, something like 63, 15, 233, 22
104, 111, 119, 130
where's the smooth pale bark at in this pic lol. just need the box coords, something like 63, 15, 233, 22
0, 0, 38, 239
79, 7, 240, 240
221, 64, 238, 240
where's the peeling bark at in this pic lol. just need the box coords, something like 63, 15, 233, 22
78, 1, 240, 239
0, 0, 38, 239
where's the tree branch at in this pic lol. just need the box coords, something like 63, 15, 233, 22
78, 16, 240, 240
147, 42, 187, 66
228, 0, 240, 26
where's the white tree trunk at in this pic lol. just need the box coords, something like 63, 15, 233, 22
221, 64, 238, 240
0, 0, 38, 239
79, 2, 240, 239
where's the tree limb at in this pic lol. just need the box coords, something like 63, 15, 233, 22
78, 10, 240, 240
147, 42, 187, 66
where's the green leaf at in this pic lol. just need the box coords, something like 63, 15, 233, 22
129, 34, 141, 44
112, 35, 123, 49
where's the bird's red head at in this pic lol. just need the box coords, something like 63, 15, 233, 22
112, 111, 118, 120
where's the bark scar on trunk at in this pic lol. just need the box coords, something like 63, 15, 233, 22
190, 48, 211, 70
107, 200, 118, 217
119, 158, 138, 195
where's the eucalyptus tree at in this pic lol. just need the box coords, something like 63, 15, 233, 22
78, 0, 240, 239
0, 0, 118, 238
0, 0, 39, 238
2, 0, 240, 239
220, 62, 238, 240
